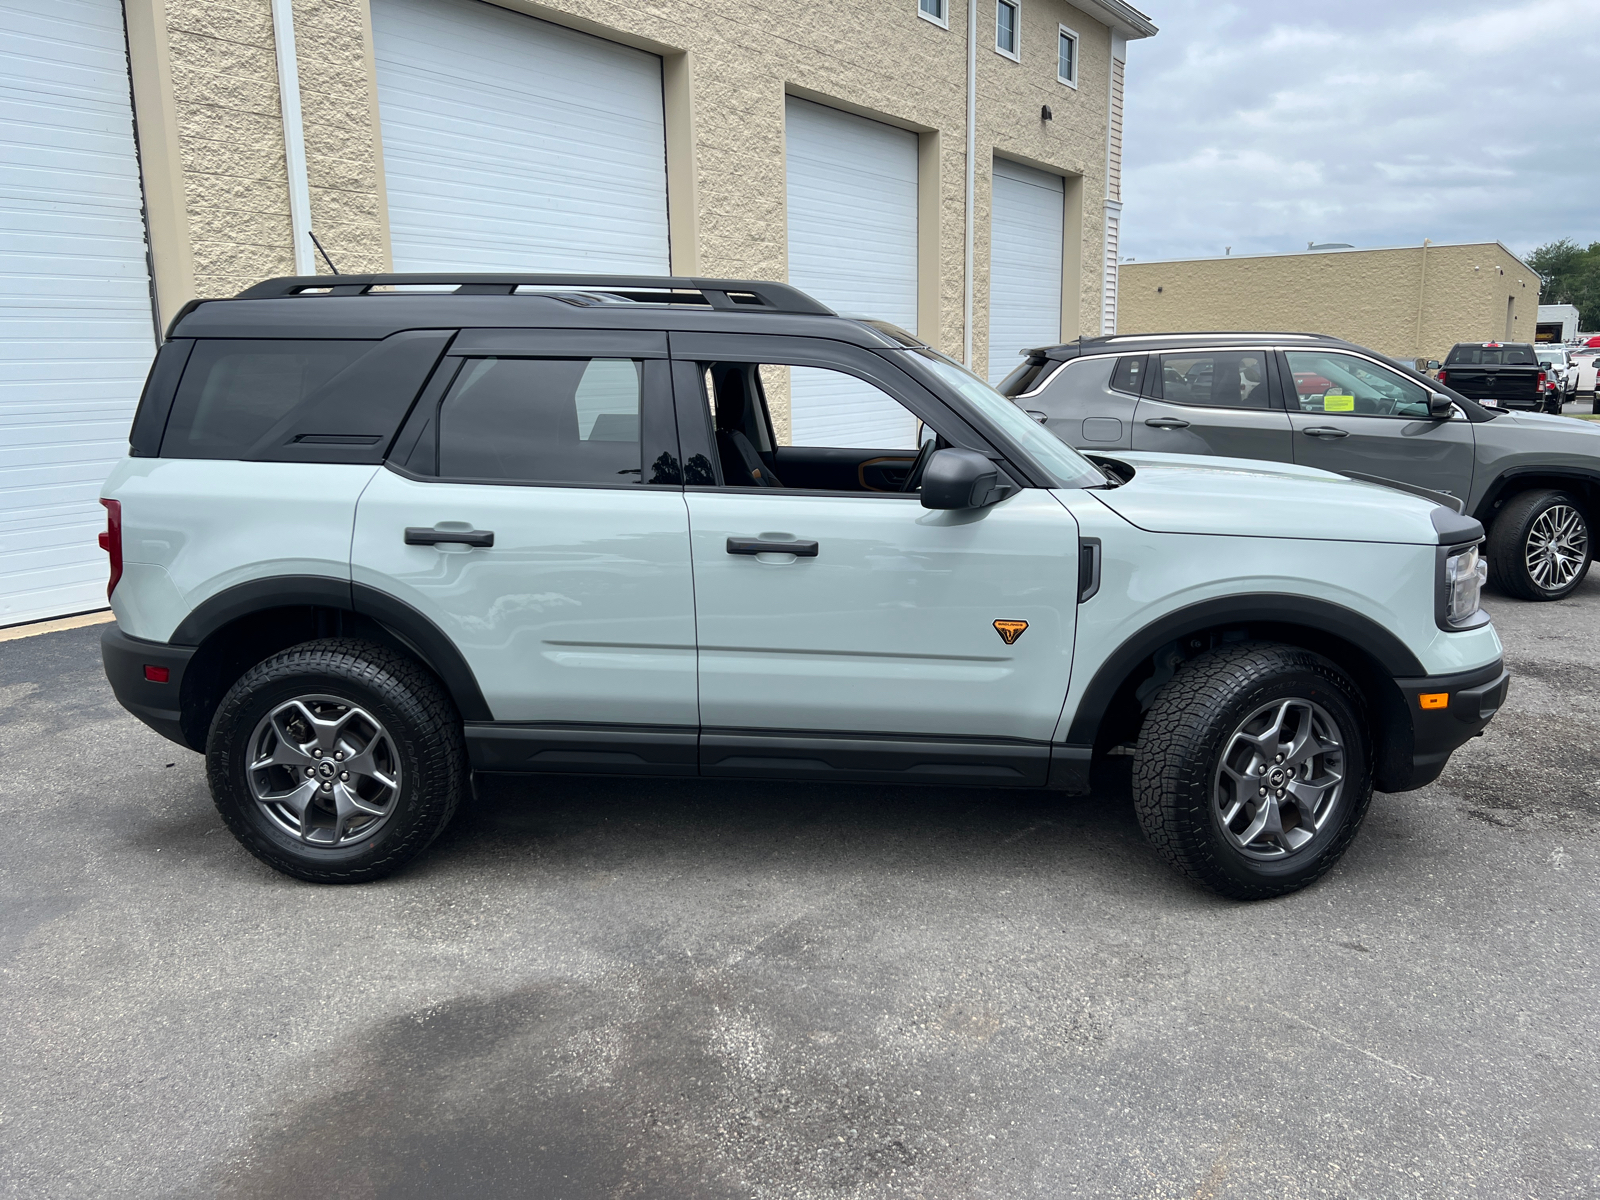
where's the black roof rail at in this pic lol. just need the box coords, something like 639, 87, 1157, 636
234, 274, 835, 315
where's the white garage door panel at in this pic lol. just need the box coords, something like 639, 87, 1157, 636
0, 0, 156, 626
988, 158, 1064, 384
785, 98, 919, 449
371, 0, 670, 273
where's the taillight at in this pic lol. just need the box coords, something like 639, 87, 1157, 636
1436, 369, 1447, 385
98, 498, 122, 599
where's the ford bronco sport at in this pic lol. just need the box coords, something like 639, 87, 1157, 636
101, 275, 1507, 899
1002, 332, 1595, 601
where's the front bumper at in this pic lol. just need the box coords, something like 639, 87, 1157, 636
101, 624, 197, 749
1378, 658, 1509, 792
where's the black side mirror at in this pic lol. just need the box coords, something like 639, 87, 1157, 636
920, 448, 1001, 510
1427, 391, 1453, 419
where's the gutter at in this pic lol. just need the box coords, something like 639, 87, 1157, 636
963, 0, 977, 368
271, 0, 315, 275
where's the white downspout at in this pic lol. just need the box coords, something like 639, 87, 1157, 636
271, 0, 316, 275
963, 0, 977, 366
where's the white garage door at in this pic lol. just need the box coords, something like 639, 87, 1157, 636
988, 159, 1063, 383
0, 0, 156, 626
370, 0, 670, 273
785, 98, 919, 448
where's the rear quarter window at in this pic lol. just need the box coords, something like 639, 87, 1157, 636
161, 340, 373, 458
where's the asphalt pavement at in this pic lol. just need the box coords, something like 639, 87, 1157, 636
2, 578, 1597, 1199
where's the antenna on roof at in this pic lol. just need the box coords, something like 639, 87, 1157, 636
308, 231, 339, 275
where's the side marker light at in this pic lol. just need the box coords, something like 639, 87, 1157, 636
1419, 692, 1448, 710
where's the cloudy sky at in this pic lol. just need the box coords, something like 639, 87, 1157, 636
1119, 0, 1600, 264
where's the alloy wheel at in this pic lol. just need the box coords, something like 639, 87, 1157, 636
1213, 698, 1346, 859
247, 695, 402, 846
1525, 504, 1588, 593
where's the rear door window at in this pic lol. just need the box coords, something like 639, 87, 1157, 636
162, 340, 372, 458
436, 357, 645, 484
1156, 351, 1271, 408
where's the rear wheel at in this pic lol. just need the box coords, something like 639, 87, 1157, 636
1487, 489, 1591, 601
1132, 643, 1373, 900
206, 639, 466, 883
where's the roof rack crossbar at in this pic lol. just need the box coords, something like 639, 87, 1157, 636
235, 274, 834, 315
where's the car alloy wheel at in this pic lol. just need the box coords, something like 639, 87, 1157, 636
1524, 503, 1588, 594
247, 694, 403, 845
1213, 697, 1345, 858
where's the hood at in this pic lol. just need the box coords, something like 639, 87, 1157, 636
1495, 410, 1600, 437
1084, 451, 1444, 545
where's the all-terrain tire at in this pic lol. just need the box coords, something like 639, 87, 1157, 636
207, 638, 466, 883
1132, 642, 1374, 901
1487, 488, 1591, 601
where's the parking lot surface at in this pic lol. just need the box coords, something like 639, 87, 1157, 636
3, 580, 1597, 1199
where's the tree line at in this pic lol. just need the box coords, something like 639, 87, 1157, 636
1528, 239, 1600, 330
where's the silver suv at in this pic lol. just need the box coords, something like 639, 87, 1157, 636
1003, 332, 1596, 601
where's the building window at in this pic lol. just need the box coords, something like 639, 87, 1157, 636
918, 0, 948, 28
995, 0, 1019, 60
1057, 25, 1078, 86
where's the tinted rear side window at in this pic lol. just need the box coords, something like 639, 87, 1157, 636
163, 340, 372, 458
1157, 351, 1271, 408
1445, 344, 1536, 365
1110, 355, 1147, 395
437, 357, 643, 484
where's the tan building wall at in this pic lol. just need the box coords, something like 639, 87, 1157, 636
1119, 242, 1540, 365
126, 0, 1155, 370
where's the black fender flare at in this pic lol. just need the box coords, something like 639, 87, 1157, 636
169, 575, 491, 721
1473, 466, 1600, 525
1063, 594, 1425, 748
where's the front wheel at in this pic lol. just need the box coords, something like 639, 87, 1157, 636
1487, 489, 1591, 601
1132, 643, 1373, 900
206, 639, 467, 883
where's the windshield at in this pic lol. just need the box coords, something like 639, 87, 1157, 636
910, 349, 1106, 489
1536, 350, 1565, 364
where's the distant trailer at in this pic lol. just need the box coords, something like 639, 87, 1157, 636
1537, 303, 1580, 342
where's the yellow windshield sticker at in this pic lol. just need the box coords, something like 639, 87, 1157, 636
1323, 392, 1355, 412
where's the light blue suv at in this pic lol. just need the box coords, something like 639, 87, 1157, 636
100, 275, 1507, 899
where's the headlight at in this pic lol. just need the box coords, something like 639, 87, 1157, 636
1443, 542, 1487, 626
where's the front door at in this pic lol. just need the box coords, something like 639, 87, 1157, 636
1281, 348, 1476, 505
352, 342, 699, 745
1132, 347, 1293, 461
672, 340, 1081, 785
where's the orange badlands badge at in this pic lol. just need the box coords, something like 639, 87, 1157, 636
993, 619, 1028, 645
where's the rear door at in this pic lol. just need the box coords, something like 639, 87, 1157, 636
351, 330, 698, 743
1282, 347, 1475, 504
1131, 347, 1293, 461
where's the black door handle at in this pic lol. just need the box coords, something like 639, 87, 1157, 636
405, 527, 495, 547
1143, 417, 1190, 429
727, 537, 819, 557
1302, 427, 1350, 439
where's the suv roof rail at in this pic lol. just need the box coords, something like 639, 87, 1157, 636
234, 274, 835, 315
1095, 331, 1342, 342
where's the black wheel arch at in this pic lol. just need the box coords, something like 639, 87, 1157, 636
170, 576, 490, 751
1068, 595, 1421, 793
1474, 468, 1600, 530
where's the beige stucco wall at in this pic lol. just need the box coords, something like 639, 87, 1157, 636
1120, 242, 1540, 364
135, 0, 1127, 365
